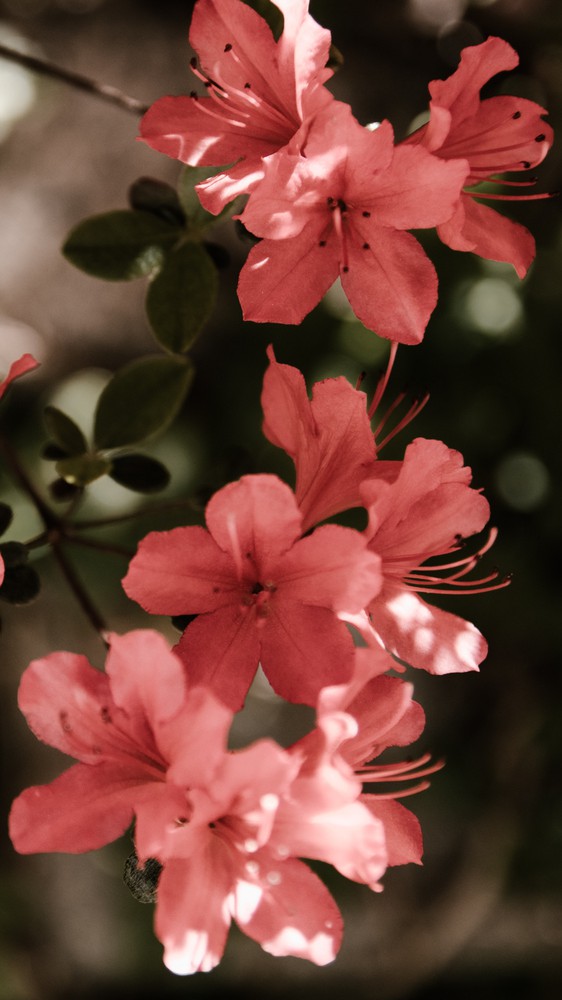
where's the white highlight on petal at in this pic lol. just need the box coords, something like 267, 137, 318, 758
386, 591, 432, 630
263, 926, 337, 965
164, 929, 218, 975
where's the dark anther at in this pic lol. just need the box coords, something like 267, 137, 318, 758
337, 198, 347, 212
362, 242, 370, 250
521, 160, 531, 169
190, 91, 198, 99
342, 265, 349, 273
244, 82, 251, 89
100, 706, 112, 724
319, 240, 327, 247
251, 582, 264, 594
535, 133, 546, 142
190, 56, 197, 67
455, 533, 464, 543
327, 196, 335, 205
362, 210, 371, 217
512, 111, 522, 120
224, 43, 233, 52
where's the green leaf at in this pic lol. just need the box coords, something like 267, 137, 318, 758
56, 454, 111, 486
93, 356, 193, 450
44, 406, 88, 456
62, 210, 181, 281
128, 177, 186, 226
109, 453, 170, 493
146, 242, 218, 353
0, 543, 40, 605
0, 502, 13, 537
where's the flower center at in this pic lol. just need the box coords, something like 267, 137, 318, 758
188, 47, 298, 145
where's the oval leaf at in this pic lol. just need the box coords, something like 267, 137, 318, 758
56, 454, 111, 486
62, 210, 180, 281
129, 177, 186, 226
0, 564, 40, 605
109, 453, 170, 493
146, 242, 218, 353
94, 356, 193, 450
44, 406, 88, 456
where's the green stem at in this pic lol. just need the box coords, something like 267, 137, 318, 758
0, 43, 149, 116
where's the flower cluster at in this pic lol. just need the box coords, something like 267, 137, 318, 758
8, 0, 551, 983
141, 0, 552, 342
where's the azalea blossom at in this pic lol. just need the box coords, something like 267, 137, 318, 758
357, 437, 502, 675
123, 474, 381, 709
10, 629, 393, 974
404, 36, 554, 276
238, 101, 468, 343
261, 345, 378, 530
139, 0, 334, 214
261, 344, 427, 531
295, 647, 431, 867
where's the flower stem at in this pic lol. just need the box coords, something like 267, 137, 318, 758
0, 43, 149, 117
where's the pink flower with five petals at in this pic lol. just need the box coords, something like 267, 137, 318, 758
404, 36, 554, 276
123, 474, 382, 709
238, 102, 469, 343
357, 438, 497, 675
139, 0, 334, 214
10, 630, 390, 974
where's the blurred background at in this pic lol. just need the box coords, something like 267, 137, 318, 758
0, 0, 561, 997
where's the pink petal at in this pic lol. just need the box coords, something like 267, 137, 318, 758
443, 95, 552, 176
274, 797, 387, 889
261, 347, 378, 530
155, 846, 233, 975
428, 37, 519, 137
238, 222, 339, 325
341, 226, 438, 344
205, 474, 303, 577
362, 437, 489, 562
17, 651, 117, 764
173, 603, 261, 711
369, 582, 487, 674
337, 675, 424, 768
122, 525, 238, 615
363, 797, 423, 866
234, 858, 342, 965
260, 599, 355, 705
105, 630, 187, 736
0, 353, 39, 400
438, 194, 536, 278
279, 524, 381, 611
10, 761, 154, 854
352, 144, 468, 230
139, 95, 274, 166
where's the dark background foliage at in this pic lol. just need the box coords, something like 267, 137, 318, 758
0, 1, 561, 998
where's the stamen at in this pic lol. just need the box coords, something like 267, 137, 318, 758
331, 201, 349, 272
357, 752, 445, 799
367, 342, 398, 418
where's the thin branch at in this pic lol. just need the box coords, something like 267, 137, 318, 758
72, 498, 197, 530
65, 534, 134, 559
0, 43, 149, 117
51, 542, 109, 644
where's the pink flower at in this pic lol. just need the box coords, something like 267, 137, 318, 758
358, 438, 498, 675
294, 648, 430, 868
405, 36, 554, 276
261, 345, 379, 531
261, 344, 426, 531
237, 101, 468, 343
123, 474, 382, 709
139, 0, 334, 214
10, 630, 390, 974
